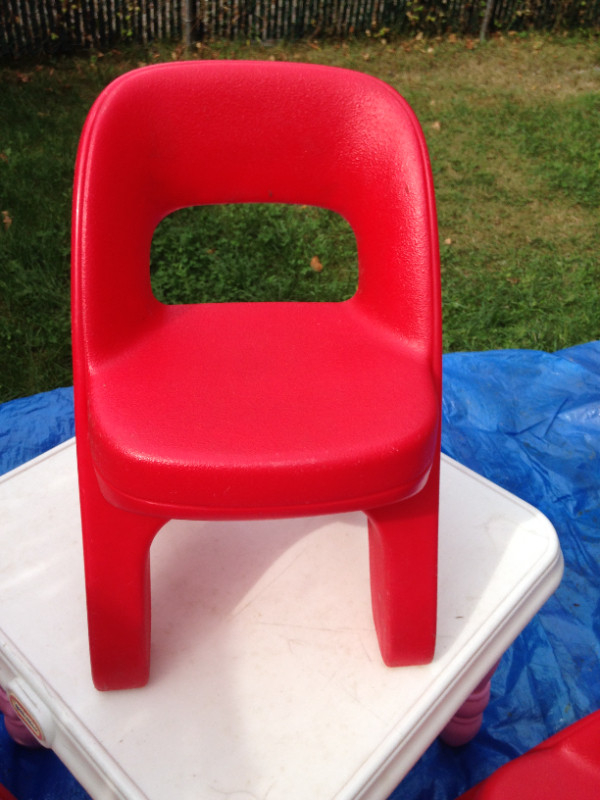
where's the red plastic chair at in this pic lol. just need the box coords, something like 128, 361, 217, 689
71, 61, 441, 690
457, 710, 600, 799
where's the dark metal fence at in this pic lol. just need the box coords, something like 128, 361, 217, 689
1, 0, 598, 58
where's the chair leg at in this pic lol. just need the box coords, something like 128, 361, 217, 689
365, 453, 439, 667
76, 442, 165, 690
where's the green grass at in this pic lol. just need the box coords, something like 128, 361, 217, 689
151, 204, 358, 304
1, 33, 599, 401
0, 63, 115, 400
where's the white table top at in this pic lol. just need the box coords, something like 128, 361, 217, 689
0, 440, 562, 800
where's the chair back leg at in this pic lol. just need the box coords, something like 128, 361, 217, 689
366, 452, 439, 666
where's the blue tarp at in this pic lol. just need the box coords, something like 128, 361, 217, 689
1, 343, 599, 800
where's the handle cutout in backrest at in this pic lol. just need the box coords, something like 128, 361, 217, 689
150, 203, 358, 305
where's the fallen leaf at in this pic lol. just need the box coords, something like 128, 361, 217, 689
431, 120, 442, 131
444, 237, 452, 245
2, 210, 12, 230
310, 256, 324, 272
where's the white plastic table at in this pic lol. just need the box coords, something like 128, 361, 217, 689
0, 440, 562, 800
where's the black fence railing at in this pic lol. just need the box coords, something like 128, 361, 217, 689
1, 0, 598, 58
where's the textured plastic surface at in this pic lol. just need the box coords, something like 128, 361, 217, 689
0, 440, 561, 800
71, 62, 442, 689
457, 710, 600, 799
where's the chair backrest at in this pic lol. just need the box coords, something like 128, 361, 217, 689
72, 61, 440, 370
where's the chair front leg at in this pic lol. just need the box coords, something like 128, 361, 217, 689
77, 441, 165, 690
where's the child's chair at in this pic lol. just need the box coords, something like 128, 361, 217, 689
71, 61, 442, 690
457, 710, 600, 799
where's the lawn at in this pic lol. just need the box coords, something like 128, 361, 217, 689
1, 33, 599, 402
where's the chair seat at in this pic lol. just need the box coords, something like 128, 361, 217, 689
88, 301, 438, 518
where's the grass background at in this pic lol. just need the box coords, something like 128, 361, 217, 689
0, 33, 599, 402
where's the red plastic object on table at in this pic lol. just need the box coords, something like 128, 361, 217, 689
71, 61, 442, 691
458, 710, 600, 799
